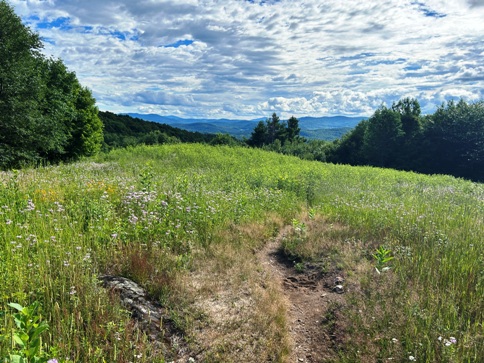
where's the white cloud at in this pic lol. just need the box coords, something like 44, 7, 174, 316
10, 0, 484, 118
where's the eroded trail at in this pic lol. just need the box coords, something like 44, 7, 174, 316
258, 227, 345, 363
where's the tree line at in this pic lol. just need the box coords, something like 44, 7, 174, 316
0, 0, 241, 169
99, 111, 234, 150
327, 98, 484, 181
0, 0, 103, 169
247, 99, 484, 182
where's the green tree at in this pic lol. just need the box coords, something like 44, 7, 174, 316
248, 113, 299, 147
422, 99, 484, 180
392, 97, 422, 139
248, 120, 268, 147
66, 85, 103, 158
362, 106, 404, 168
209, 133, 240, 146
286, 116, 301, 143
0, 1, 103, 168
327, 120, 369, 165
0, 0, 45, 167
266, 113, 285, 144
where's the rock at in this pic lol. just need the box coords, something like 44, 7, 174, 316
334, 276, 345, 284
99, 275, 187, 357
333, 284, 344, 294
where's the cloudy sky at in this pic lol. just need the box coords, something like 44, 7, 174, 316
11, 0, 484, 119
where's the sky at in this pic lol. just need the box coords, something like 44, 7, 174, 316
10, 0, 484, 119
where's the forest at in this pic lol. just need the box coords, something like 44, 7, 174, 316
246, 99, 484, 182
99, 111, 229, 149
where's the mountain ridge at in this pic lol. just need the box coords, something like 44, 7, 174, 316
124, 113, 367, 140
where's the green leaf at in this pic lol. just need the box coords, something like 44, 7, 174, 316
7, 303, 24, 313
9, 354, 25, 363
12, 333, 26, 347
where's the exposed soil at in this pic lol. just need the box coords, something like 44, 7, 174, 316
102, 223, 350, 362
258, 227, 346, 362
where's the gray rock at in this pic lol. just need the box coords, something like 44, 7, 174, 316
333, 284, 344, 294
99, 275, 188, 358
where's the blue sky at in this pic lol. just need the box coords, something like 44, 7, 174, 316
11, 0, 484, 119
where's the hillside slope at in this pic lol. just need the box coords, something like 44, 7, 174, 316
1, 144, 482, 362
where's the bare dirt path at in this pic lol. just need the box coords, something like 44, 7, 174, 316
258, 227, 345, 363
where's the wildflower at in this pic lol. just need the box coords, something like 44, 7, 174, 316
47, 359, 58, 363
69, 286, 76, 295
25, 199, 35, 211
6, 219, 12, 225
443, 336, 457, 346
129, 214, 138, 224
409, 356, 416, 361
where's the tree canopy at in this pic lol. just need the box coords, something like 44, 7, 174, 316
247, 113, 301, 147
0, 0, 103, 169
327, 98, 484, 182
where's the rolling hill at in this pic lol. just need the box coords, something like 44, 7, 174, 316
125, 113, 367, 140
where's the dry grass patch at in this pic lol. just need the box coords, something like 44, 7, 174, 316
180, 217, 291, 363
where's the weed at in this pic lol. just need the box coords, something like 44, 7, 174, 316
372, 246, 394, 274
294, 262, 305, 273
2, 302, 53, 363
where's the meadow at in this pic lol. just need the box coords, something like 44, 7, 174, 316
0, 143, 482, 362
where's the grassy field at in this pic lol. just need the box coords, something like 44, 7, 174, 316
0, 144, 482, 362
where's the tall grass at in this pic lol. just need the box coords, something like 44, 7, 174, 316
0, 144, 482, 362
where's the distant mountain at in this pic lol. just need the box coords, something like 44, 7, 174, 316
125, 113, 367, 140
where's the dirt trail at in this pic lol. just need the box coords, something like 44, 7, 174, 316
258, 227, 345, 363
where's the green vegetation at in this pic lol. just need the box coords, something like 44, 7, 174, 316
3, 302, 51, 363
327, 98, 484, 182
99, 111, 238, 150
1, 3, 483, 361
247, 113, 302, 147
1, 143, 482, 362
0, 0, 102, 169
244, 98, 484, 182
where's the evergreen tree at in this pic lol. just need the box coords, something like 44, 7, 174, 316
248, 120, 268, 147
286, 116, 301, 143
247, 113, 300, 147
266, 113, 284, 144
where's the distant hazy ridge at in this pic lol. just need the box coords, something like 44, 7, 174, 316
125, 113, 367, 140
